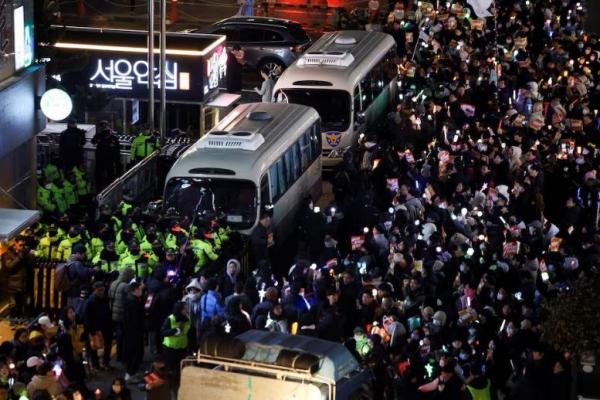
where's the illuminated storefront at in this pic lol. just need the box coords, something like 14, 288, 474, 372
49, 27, 231, 135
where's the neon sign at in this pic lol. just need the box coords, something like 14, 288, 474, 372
206, 46, 227, 91
89, 58, 182, 91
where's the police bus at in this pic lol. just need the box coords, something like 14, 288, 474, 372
272, 30, 397, 166
163, 103, 321, 240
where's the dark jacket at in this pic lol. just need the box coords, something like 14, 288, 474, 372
122, 293, 145, 360
146, 281, 176, 331
59, 126, 86, 169
84, 293, 112, 333
66, 254, 93, 298
250, 223, 271, 264
1, 247, 32, 293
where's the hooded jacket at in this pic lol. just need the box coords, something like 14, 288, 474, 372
27, 374, 62, 399
108, 267, 135, 322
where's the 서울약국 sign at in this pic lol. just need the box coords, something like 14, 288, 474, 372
81, 45, 227, 103
89, 58, 181, 91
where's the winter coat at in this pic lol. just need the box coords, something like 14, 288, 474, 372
108, 267, 135, 323
199, 290, 226, 324
84, 293, 112, 333
27, 375, 62, 399
122, 293, 145, 361
0, 247, 32, 293
66, 254, 93, 298
59, 126, 86, 170
147, 281, 176, 331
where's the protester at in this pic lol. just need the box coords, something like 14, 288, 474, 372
4, 1, 600, 399
122, 281, 145, 382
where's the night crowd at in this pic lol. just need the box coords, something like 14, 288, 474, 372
1, 0, 600, 399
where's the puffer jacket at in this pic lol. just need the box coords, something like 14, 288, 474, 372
27, 375, 62, 399
108, 267, 135, 323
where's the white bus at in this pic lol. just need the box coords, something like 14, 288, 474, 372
163, 102, 322, 240
272, 30, 397, 166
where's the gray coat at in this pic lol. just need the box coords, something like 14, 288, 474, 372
108, 267, 134, 322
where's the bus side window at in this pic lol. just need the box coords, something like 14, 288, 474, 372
283, 147, 296, 185
361, 75, 373, 109
299, 132, 310, 171
370, 61, 384, 99
310, 123, 320, 158
260, 174, 270, 207
269, 158, 286, 202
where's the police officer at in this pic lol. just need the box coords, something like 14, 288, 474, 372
62, 173, 79, 210
87, 228, 105, 263
160, 302, 190, 374
92, 241, 120, 275
165, 222, 187, 251
130, 129, 160, 163
58, 226, 86, 261
37, 177, 57, 216
72, 164, 91, 205
115, 226, 136, 256
190, 226, 219, 274
35, 223, 63, 261
43, 158, 63, 183
119, 240, 158, 278
97, 204, 122, 233
47, 179, 68, 216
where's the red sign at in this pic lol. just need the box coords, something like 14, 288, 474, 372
351, 235, 365, 251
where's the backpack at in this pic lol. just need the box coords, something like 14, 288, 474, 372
55, 262, 75, 292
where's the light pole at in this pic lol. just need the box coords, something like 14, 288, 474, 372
147, 0, 155, 129
159, 0, 167, 140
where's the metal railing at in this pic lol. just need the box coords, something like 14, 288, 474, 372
96, 150, 160, 208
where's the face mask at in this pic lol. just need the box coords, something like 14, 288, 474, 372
384, 221, 393, 231
459, 264, 466, 273
433, 319, 442, 326
459, 352, 469, 361
478, 143, 488, 152
497, 293, 504, 301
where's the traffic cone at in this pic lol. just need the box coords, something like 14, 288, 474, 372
77, 0, 85, 16
170, 0, 177, 23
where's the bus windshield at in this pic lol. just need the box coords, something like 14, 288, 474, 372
164, 177, 257, 229
279, 89, 350, 132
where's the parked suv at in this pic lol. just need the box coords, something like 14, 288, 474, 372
195, 17, 311, 77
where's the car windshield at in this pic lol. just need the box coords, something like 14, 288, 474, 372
279, 89, 350, 132
164, 178, 257, 230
